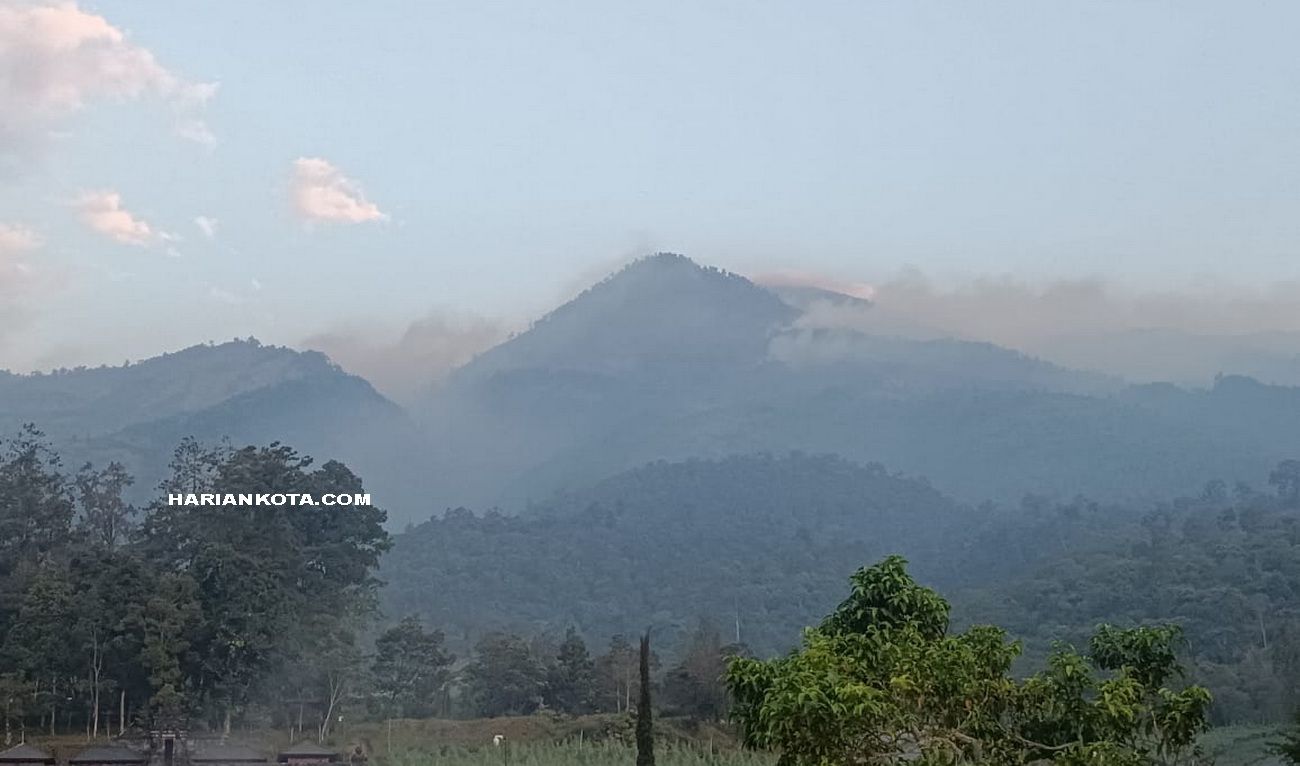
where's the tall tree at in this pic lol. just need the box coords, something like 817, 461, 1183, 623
662, 620, 745, 720
371, 616, 453, 719
595, 635, 638, 713
546, 627, 596, 715
74, 462, 136, 549
636, 631, 653, 766
465, 632, 546, 717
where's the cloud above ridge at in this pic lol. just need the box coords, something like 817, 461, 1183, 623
291, 157, 388, 224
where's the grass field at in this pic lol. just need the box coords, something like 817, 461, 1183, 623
377, 741, 774, 766
12, 718, 1289, 765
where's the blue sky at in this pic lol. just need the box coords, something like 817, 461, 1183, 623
2, 1, 1299, 375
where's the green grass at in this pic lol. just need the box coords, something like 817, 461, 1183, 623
376, 741, 775, 766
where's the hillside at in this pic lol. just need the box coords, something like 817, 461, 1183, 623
417, 254, 1297, 511
383, 452, 987, 654
0, 339, 417, 505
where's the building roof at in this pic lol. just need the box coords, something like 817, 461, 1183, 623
191, 744, 268, 763
0, 745, 54, 763
278, 743, 337, 758
69, 746, 147, 764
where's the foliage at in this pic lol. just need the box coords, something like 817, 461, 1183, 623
372, 616, 454, 719
546, 627, 597, 715
1273, 709, 1300, 765
637, 632, 654, 766
466, 633, 548, 717
0, 427, 390, 736
727, 557, 1212, 765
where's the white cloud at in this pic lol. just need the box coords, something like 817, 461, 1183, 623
0, 222, 42, 258
75, 190, 159, 246
194, 215, 218, 239
291, 157, 388, 224
0, 1, 217, 164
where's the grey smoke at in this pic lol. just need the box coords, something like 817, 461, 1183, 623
302, 311, 510, 405
759, 268, 1300, 386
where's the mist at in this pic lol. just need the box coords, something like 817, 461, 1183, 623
765, 269, 1300, 386
301, 311, 511, 405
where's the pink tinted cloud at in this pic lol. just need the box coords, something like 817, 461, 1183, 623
75, 190, 159, 246
0, 1, 216, 159
291, 157, 388, 224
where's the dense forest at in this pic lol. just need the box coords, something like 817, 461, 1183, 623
0, 426, 389, 739
2, 420, 1299, 753
0, 428, 753, 738
383, 453, 1300, 725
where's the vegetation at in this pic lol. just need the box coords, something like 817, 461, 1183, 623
384, 452, 1300, 724
0, 425, 389, 737
728, 557, 1212, 765
1, 421, 1298, 762
636, 633, 653, 766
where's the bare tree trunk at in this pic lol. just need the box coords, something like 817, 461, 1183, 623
319, 672, 346, 743
119, 691, 125, 736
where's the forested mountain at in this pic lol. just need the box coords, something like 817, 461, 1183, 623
382, 453, 973, 655
6, 256, 1300, 527
956, 467, 1300, 724
417, 254, 1299, 512
0, 339, 418, 506
382, 452, 1300, 724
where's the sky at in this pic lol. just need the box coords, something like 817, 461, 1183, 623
2, 0, 1300, 379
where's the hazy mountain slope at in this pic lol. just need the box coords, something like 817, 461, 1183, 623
0, 339, 418, 507
382, 452, 977, 654
417, 254, 1292, 510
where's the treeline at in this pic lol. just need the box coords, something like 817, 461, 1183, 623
958, 462, 1300, 724
0, 427, 748, 741
383, 453, 1300, 725
378, 620, 744, 721
0, 425, 389, 739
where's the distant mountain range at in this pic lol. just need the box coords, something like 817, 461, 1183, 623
0, 340, 415, 504
416, 254, 1300, 513
3, 253, 1300, 524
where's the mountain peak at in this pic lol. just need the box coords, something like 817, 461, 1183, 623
453, 254, 797, 379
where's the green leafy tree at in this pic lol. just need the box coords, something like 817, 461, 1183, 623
466, 632, 546, 717
546, 627, 596, 715
74, 461, 136, 549
371, 616, 453, 719
728, 556, 1212, 765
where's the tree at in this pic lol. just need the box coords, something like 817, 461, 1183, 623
465, 632, 546, 717
727, 556, 1212, 765
546, 627, 596, 715
662, 620, 744, 720
74, 462, 136, 549
636, 631, 653, 766
1270, 460, 1300, 505
0, 425, 75, 633
139, 441, 391, 727
371, 616, 453, 719
596, 635, 639, 713
1272, 709, 1300, 765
